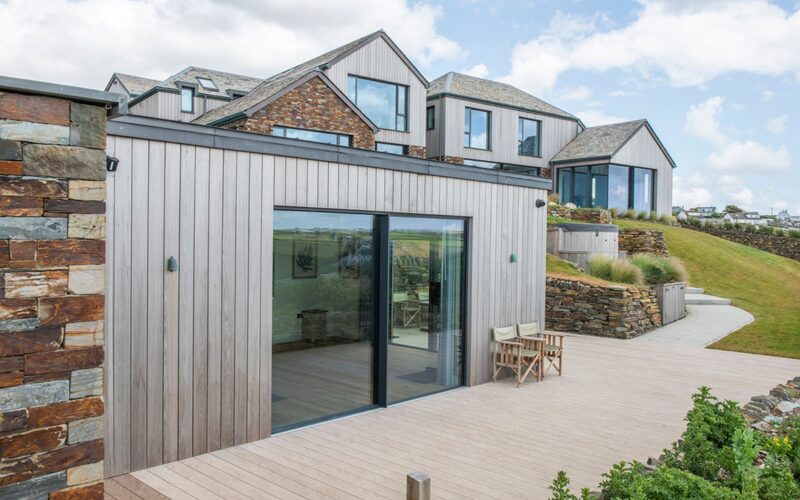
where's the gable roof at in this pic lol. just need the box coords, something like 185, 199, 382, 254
105, 73, 160, 97
551, 119, 677, 167
427, 72, 577, 121
196, 71, 377, 132
194, 30, 425, 126
125, 66, 262, 107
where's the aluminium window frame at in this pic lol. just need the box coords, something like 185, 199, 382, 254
518, 116, 542, 158
196, 77, 218, 91
179, 84, 196, 113
271, 125, 352, 147
426, 106, 435, 130
463, 107, 491, 151
375, 142, 408, 155
347, 74, 410, 132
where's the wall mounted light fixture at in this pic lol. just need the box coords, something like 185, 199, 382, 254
535, 199, 546, 208
106, 155, 119, 172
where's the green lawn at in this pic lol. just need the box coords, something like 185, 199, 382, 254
615, 219, 800, 359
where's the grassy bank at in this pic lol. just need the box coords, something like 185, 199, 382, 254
615, 219, 800, 358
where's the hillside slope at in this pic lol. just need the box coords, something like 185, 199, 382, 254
616, 219, 800, 358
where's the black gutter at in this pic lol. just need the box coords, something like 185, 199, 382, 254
107, 114, 553, 190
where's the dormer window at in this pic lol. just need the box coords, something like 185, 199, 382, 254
180, 86, 194, 113
196, 77, 218, 91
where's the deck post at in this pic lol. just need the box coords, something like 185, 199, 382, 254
406, 471, 431, 500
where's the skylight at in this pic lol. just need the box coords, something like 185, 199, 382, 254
196, 77, 218, 91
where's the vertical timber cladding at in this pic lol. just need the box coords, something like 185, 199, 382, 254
0, 85, 111, 498
105, 135, 548, 476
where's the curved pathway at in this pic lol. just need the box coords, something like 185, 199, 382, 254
635, 302, 754, 347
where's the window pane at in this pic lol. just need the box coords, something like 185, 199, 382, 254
592, 172, 608, 208
272, 126, 286, 137
397, 115, 406, 132
273, 211, 376, 431
632, 168, 653, 212
180, 87, 193, 112
466, 108, 489, 149
398, 87, 406, 116
518, 118, 540, 156
388, 217, 464, 403
376, 143, 405, 155
558, 169, 573, 204
463, 159, 498, 169
350, 77, 401, 130
426, 107, 435, 130
272, 126, 350, 147
608, 165, 629, 211
573, 168, 589, 208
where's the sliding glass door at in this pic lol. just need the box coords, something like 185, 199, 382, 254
388, 217, 465, 403
272, 211, 377, 431
272, 210, 466, 431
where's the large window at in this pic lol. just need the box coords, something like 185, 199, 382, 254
557, 164, 656, 212
272, 126, 351, 147
347, 75, 408, 131
463, 159, 541, 177
180, 86, 194, 113
464, 108, 489, 149
426, 106, 435, 130
272, 210, 466, 431
518, 117, 541, 157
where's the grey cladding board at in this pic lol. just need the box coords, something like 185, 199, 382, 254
0, 217, 67, 239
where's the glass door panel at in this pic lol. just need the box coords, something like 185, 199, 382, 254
388, 217, 465, 403
272, 210, 376, 431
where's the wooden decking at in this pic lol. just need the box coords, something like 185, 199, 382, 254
108, 334, 800, 499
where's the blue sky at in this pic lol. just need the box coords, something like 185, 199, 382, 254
2, 0, 797, 214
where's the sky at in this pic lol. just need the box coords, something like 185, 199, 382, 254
1, 0, 798, 215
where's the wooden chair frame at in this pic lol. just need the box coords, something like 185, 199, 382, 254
516, 321, 564, 378
492, 326, 542, 386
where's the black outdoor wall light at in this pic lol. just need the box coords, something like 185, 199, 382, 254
106, 155, 119, 172
536, 199, 546, 208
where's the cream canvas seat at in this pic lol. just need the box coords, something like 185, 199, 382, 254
492, 325, 542, 386
516, 321, 564, 378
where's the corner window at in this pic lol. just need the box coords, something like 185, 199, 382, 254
557, 164, 655, 211
426, 106, 435, 130
518, 117, 541, 157
272, 126, 351, 147
464, 108, 489, 150
180, 86, 194, 113
376, 142, 406, 155
196, 77, 218, 91
347, 75, 408, 131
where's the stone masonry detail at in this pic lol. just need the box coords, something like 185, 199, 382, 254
618, 229, 670, 256
222, 76, 376, 150
0, 90, 106, 498
545, 276, 662, 339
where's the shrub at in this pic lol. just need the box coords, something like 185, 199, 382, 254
609, 207, 618, 218
760, 225, 775, 235
630, 254, 689, 285
662, 214, 677, 225
723, 221, 734, 230
687, 217, 703, 228
744, 224, 757, 233
547, 192, 560, 204
587, 256, 643, 285
548, 471, 592, 500
649, 211, 659, 221
636, 210, 648, 220
599, 463, 739, 500
789, 230, 800, 238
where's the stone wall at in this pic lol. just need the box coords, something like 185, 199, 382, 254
686, 225, 800, 261
618, 229, 670, 256
0, 89, 107, 498
548, 204, 612, 224
545, 276, 662, 339
222, 75, 377, 150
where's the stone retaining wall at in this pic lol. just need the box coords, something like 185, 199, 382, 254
618, 229, 670, 256
687, 225, 800, 261
545, 276, 662, 339
0, 88, 108, 498
548, 204, 612, 224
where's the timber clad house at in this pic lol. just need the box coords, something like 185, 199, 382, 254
0, 28, 676, 496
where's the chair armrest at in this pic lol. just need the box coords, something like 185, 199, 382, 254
496, 340, 522, 347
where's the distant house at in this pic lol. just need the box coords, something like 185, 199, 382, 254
694, 206, 717, 215
723, 212, 767, 226
775, 210, 800, 228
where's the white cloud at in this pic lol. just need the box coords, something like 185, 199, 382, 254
500, 0, 800, 94
672, 175, 714, 208
767, 114, 789, 134
727, 187, 754, 207
684, 96, 792, 172
558, 85, 592, 101
0, 0, 464, 89
575, 109, 629, 126
610, 89, 636, 97
462, 63, 489, 78
761, 90, 776, 101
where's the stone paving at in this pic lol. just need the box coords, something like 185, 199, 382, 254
634, 303, 754, 347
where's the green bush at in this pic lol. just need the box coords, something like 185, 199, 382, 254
587, 256, 643, 285
790, 230, 800, 238
760, 225, 775, 235
636, 210, 648, 220
744, 224, 757, 233
649, 211, 659, 221
630, 254, 689, 285
598, 463, 739, 500
622, 208, 636, 219
723, 221, 734, 230
662, 214, 677, 225
609, 207, 618, 218
548, 471, 592, 500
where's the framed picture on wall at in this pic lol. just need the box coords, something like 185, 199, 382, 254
292, 240, 318, 279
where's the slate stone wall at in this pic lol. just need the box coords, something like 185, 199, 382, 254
618, 229, 670, 256
688, 225, 800, 262
545, 276, 662, 339
548, 204, 613, 224
0, 90, 106, 498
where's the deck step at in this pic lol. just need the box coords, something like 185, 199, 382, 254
686, 286, 704, 294
685, 293, 731, 305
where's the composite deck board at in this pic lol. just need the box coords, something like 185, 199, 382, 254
114, 334, 800, 498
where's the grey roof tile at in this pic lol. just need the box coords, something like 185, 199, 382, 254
194, 31, 380, 125
551, 120, 647, 163
157, 66, 262, 98
427, 72, 577, 120
111, 73, 160, 96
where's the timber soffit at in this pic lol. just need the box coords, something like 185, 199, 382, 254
107, 114, 552, 190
